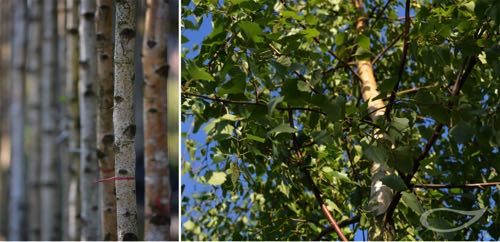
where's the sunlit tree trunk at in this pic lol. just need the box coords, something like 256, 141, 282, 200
65, 0, 82, 240
351, 0, 394, 240
40, 0, 59, 239
79, 0, 101, 240
26, 0, 43, 239
8, 0, 27, 240
114, 0, 139, 239
96, 0, 118, 240
142, 0, 171, 240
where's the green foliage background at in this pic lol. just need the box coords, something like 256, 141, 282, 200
181, 0, 500, 240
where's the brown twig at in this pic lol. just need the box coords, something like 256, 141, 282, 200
287, 108, 348, 242
414, 181, 500, 189
384, 0, 411, 121
315, 215, 361, 241
372, 32, 404, 64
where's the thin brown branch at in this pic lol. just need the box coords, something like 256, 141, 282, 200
384, 0, 411, 121
383, 55, 478, 225
315, 215, 361, 241
373, 32, 403, 64
287, 108, 348, 242
414, 181, 500, 189
369, 0, 393, 30
182, 92, 326, 114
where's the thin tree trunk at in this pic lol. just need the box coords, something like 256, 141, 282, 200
351, 0, 395, 240
26, 0, 43, 239
8, 0, 27, 240
143, 0, 171, 240
40, 0, 60, 239
66, 0, 82, 240
79, 0, 101, 240
96, 0, 118, 240
114, 0, 139, 240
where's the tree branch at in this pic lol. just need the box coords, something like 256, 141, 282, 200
384, 0, 411, 121
315, 215, 361, 241
372, 32, 403, 64
414, 181, 500, 189
287, 108, 348, 242
383, 55, 478, 225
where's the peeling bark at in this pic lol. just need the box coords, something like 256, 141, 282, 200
8, 0, 27, 240
114, 0, 139, 240
79, 0, 101, 240
96, 0, 118, 240
143, 0, 171, 240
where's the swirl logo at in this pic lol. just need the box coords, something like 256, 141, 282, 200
420, 208, 487, 233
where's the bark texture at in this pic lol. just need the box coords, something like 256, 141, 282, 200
352, 0, 394, 240
8, 0, 27, 240
143, 0, 171, 240
114, 0, 139, 240
79, 0, 101, 240
40, 0, 60, 240
66, 0, 82, 240
96, 0, 118, 240
26, 0, 43, 239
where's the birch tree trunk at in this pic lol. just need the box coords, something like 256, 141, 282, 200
96, 0, 117, 240
351, 0, 395, 240
143, 0, 171, 240
79, 0, 101, 240
8, 0, 27, 240
114, 0, 139, 239
40, 0, 59, 239
66, 0, 82, 240
26, 0, 43, 239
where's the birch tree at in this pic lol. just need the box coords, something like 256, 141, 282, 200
143, 0, 171, 240
40, 0, 59, 239
8, 0, 27, 239
96, 0, 117, 240
65, 0, 81, 239
78, 0, 101, 240
26, 0, 43, 239
114, 0, 139, 239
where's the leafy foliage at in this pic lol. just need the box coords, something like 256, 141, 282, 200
181, 0, 500, 240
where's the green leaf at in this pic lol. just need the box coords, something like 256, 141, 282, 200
268, 96, 284, 115
450, 120, 474, 144
380, 175, 407, 192
184, 220, 196, 231
391, 117, 409, 131
389, 146, 414, 174
206, 172, 227, 185
238, 21, 264, 43
301, 28, 320, 40
401, 191, 424, 215
357, 35, 370, 49
363, 145, 388, 164
221, 113, 241, 121
246, 134, 266, 143
230, 162, 240, 187
335, 32, 346, 45
268, 124, 296, 135
189, 65, 214, 81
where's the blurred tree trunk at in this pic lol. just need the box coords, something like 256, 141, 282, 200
8, 0, 27, 240
26, 0, 43, 239
40, 0, 60, 239
96, 0, 117, 240
114, 0, 139, 240
78, 0, 101, 240
142, 0, 171, 240
65, 0, 81, 240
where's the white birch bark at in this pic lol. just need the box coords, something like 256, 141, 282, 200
8, 0, 27, 239
143, 0, 171, 240
26, 0, 43, 239
66, 0, 82, 240
79, 0, 101, 240
114, 0, 139, 239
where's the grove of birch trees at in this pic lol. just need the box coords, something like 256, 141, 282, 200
0, 0, 178, 240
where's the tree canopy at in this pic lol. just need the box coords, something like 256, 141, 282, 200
181, 0, 500, 240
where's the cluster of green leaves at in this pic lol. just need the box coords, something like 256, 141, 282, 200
181, 0, 500, 240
